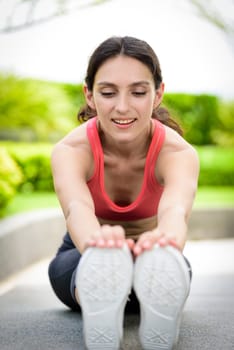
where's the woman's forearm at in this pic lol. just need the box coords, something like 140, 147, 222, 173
156, 205, 189, 250
133, 205, 189, 256
66, 201, 101, 253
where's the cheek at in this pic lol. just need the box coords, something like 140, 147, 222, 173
95, 98, 114, 114
137, 98, 154, 114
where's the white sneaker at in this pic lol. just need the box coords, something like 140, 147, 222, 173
76, 245, 133, 350
133, 245, 190, 350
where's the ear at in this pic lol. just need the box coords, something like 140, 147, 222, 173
153, 82, 165, 109
83, 85, 96, 110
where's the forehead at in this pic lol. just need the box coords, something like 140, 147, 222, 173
94, 55, 153, 86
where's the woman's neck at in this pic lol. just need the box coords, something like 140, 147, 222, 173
98, 120, 153, 159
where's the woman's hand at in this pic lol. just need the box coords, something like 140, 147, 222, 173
86, 224, 135, 250
133, 229, 181, 256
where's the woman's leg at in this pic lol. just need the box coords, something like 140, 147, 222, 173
125, 252, 191, 314
48, 233, 81, 311
133, 246, 192, 350
75, 246, 134, 349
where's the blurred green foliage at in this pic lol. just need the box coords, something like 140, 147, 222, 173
163, 94, 234, 146
197, 146, 234, 186
0, 73, 233, 145
0, 147, 23, 211
163, 93, 220, 145
2, 142, 54, 193
211, 100, 234, 146
0, 74, 84, 142
0, 73, 233, 215
0, 141, 233, 215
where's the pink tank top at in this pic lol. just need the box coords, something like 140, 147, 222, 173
86, 117, 165, 221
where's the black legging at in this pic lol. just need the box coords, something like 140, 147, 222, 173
48, 233, 82, 311
48, 232, 192, 311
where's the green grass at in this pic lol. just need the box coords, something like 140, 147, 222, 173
194, 186, 234, 208
1, 192, 60, 218
1, 187, 233, 219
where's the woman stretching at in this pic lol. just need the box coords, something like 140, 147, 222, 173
48, 36, 199, 350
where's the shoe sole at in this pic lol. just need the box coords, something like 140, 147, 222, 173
76, 246, 133, 350
133, 245, 190, 350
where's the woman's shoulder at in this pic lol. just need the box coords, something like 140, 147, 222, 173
51, 121, 93, 170
158, 125, 199, 171
163, 125, 197, 155
156, 125, 199, 183
53, 121, 90, 152
51, 121, 95, 179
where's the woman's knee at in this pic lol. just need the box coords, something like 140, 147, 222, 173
48, 256, 57, 281
48, 249, 82, 311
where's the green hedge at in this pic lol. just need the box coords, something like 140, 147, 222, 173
1, 142, 233, 193
0, 73, 234, 146
197, 146, 234, 186
0, 142, 233, 215
1, 142, 54, 193
163, 93, 220, 145
0, 74, 79, 142
213, 100, 234, 146
0, 147, 23, 212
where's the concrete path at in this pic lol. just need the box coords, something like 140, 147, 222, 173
0, 240, 234, 350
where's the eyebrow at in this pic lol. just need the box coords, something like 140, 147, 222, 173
97, 81, 150, 87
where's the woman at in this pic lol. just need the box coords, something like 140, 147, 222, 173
48, 36, 199, 350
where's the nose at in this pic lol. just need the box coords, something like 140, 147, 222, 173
115, 93, 129, 114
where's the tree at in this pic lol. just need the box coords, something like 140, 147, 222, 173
0, 0, 111, 33
1, 0, 233, 50
187, 0, 234, 49
1, 0, 233, 39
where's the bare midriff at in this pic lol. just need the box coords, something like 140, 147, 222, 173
98, 215, 158, 241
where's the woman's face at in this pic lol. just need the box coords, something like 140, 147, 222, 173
85, 55, 164, 143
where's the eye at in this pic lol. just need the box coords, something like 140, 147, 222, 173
132, 91, 147, 96
100, 91, 115, 97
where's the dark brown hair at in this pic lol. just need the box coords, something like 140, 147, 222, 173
78, 36, 183, 135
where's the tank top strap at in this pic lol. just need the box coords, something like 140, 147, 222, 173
146, 119, 166, 188
86, 117, 103, 179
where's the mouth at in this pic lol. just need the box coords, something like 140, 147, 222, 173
111, 118, 136, 126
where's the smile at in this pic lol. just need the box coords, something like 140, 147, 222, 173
112, 118, 136, 125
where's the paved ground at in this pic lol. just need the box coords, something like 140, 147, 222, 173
0, 239, 234, 350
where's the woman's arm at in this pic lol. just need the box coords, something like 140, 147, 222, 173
51, 141, 101, 253
133, 132, 200, 255
51, 140, 129, 253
